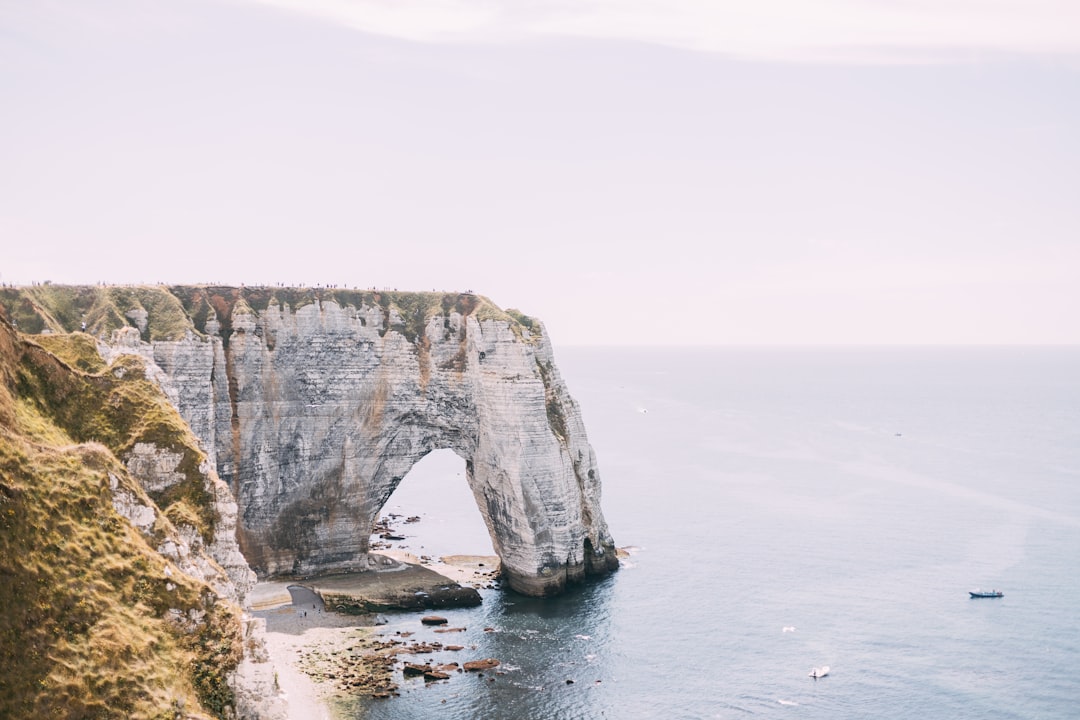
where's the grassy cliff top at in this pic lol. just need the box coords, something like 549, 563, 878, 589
0, 285, 540, 344
0, 318, 242, 718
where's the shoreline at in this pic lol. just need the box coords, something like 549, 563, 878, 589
253, 553, 500, 720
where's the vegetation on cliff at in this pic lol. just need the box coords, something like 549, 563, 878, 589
0, 285, 542, 347
0, 319, 242, 719
15, 334, 217, 542
535, 359, 568, 442
0, 285, 193, 342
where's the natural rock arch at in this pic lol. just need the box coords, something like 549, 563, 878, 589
0, 286, 619, 596
225, 298, 618, 596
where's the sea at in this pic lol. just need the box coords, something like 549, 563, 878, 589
338, 346, 1080, 720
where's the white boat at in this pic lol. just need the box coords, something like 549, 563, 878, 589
969, 589, 1003, 598
809, 665, 830, 679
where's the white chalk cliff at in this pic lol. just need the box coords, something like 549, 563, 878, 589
99, 288, 618, 596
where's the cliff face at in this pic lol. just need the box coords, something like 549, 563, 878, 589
2, 286, 618, 596
0, 320, 271, 719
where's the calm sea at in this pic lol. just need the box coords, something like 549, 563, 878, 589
341, 346, 1080, 720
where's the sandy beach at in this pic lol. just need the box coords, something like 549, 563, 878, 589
250, 554, 500, 720
255, 604, 368, 720
378, 549, 501, 589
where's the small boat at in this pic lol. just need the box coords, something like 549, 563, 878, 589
969, 589, 1003, 598
809, 666, 830, 679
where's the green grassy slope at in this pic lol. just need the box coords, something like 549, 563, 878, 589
0, 320, 242, 719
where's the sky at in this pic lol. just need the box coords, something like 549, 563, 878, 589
1, 0, 1078, 345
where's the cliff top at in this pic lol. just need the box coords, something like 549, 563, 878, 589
0, 285, 541, 344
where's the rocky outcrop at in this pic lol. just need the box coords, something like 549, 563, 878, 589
463, 658, 501, 672
119, 444, 256, 605
313, 559, 483, 613
0, 286, 619, 596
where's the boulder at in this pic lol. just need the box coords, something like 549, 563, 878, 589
424, 671, 451, 681
463, 658, 501, 672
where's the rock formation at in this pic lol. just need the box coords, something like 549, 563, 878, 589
1, 286, 618, 596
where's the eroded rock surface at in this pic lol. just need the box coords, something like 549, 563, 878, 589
3, 286, 618, 596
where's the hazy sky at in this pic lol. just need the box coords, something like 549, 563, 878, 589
2, 0, 1078, 345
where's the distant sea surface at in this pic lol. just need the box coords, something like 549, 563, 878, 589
342, 346, 1080, 720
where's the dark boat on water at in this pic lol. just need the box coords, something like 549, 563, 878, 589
969, 589, 1004, 598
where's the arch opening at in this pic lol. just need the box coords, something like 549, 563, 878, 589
370, 448, 496, 563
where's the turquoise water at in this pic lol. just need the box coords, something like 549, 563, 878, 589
351, 347, 1080, 719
